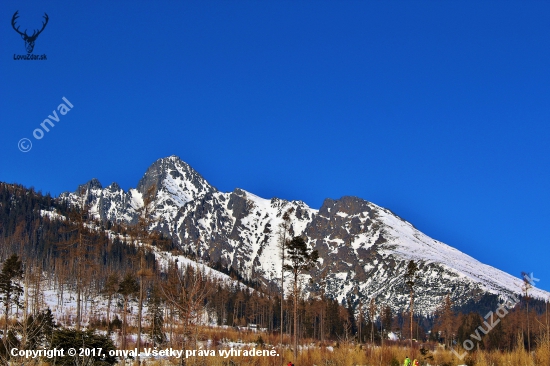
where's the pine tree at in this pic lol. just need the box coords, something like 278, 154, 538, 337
0, 254, 23, 334
277, 207, 293, 363
22, 308, 55, 350
283, 236, 318, 363
50, 328, 117, 365
404, 260, 418, 348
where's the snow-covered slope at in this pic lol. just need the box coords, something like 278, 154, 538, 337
37, 245, 245, 330
60, 156, 550, 314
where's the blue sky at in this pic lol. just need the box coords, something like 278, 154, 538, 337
2, 1, 550, 291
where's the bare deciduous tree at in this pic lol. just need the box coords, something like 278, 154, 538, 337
161, 260, 213, 351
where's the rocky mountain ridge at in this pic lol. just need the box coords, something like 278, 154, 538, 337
59, 156, 550, 315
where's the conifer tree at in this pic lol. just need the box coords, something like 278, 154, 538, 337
51, 328, 117, 365
0, 253, 23, 334
277, 207, 293, 359
283, 236, 318, 363
22, 308, 55, 350
404, 260, 418, 348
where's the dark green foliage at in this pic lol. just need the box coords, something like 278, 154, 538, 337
325, 298, 344, 338
484, 315, 505, 350
50, 328, 117, 365
457, 312, 483, 346
404, 260, 418, 291
0, 308, 55, 362
24, 308, 56, 349
390, 357, 400, 366
283, 236, 319, 274
118, 273, 139, 298
454, 293, 501, 316
109, 315, 122, 330
0, 253, 23, 332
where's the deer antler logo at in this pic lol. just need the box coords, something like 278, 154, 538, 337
11, 11, 49, 54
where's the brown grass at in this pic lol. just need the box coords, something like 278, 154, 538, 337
155, 333, 550, 366
36, 325, 549, 366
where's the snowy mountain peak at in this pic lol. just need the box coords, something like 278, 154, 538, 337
76, 178, 102, 193
137, 156, 215, 196
134, 156, 216, 222
106, 182, 121, 191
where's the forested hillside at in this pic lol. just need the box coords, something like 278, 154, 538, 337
1, 181, 550, 366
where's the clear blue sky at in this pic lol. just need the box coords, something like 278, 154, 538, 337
2, 1, 550, 291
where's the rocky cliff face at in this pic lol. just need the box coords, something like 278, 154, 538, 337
59, 156, 550, 314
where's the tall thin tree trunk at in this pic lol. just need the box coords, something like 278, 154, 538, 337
370, 319, 374, 344
122, 298, 128, 349
137, 254, 144, 363
381, 322, 384, 347
293, 272, 298, 363
410, 289, 413, 349
76, 286, 81, 331
24, 265, 29, 325
76, 232, 83, 332
280, 245, 285, 365
527, 300, 530, 353
107, 294, 112, 325
170, 305, 174, 348
4, 302, 9, 336
358, 309, 362, 343
321, 307, 324, 342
